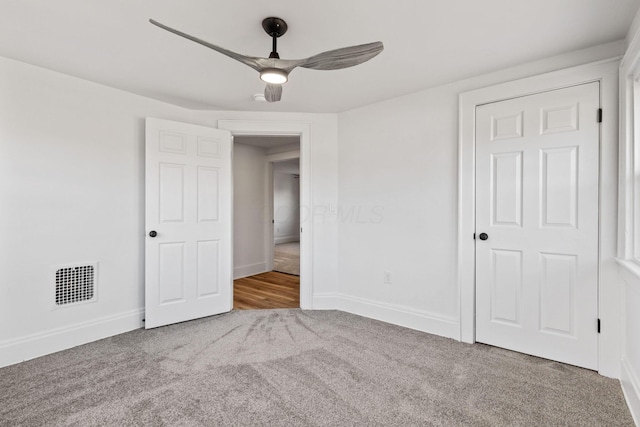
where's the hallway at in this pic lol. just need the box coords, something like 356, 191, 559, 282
233, 271, 300, 310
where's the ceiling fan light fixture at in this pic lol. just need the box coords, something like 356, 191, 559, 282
260, 68, 288, 84
149, 17, 384, 103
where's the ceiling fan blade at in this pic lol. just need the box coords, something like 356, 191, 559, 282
149, 19, 262, 72
265, 84, 283, 102
299, 41, 383, 71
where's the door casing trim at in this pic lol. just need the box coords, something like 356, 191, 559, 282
458, 58, 620, 377
218, 120, 312, 309
266, 150, 301, 272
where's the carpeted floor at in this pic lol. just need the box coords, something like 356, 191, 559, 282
273, 242, 299, 276
0, 309, 633, 426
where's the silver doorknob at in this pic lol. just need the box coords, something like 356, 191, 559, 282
149, 230, 158, 238
479, 233, 488, 240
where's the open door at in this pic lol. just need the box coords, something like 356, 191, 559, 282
145, 118, 232, 329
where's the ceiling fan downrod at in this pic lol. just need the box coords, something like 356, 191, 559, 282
262, 17, 288, 59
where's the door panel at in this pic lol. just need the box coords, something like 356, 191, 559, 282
491, 152, 523, 226
197, 240, 220, 297
159, 164, 185, 222
197, 167, 220, 222
490, 249, 523, 326
145, 118, 232, 329
539, 252, 576, 336
159, 242, 186, 303
475, 83, 599, 369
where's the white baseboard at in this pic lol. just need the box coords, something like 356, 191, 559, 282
274, 235, 299, 245
621, 358, 640, 426
234, 262, 268, 279
336, 294, 459, 340
312, 292, 339, 309
0, 308, 144, 368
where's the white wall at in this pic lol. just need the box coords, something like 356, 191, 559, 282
0, 56, 194, 366
0, 56, 339, 367
616, 9, 640, 423
233, 143, 268, 279
618, 264, 640, 424
623, 274, 640, 424
336, 41, 626, 339
274, 172, 300, 244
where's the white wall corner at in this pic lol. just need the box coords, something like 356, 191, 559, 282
617, 259, 640, 422
0, 309, 144, 368
621, 358, 640, 426
233, 262, 268, 280
337, 294, 459, 340
274, 235, 300, 245
618, 8, 640, 413
624, 6, 640, 65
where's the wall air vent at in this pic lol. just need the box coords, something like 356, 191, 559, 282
54, 263, 97, 306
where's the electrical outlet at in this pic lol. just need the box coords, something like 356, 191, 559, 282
384, 270, 391, 284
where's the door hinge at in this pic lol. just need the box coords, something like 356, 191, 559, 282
597, 108, 602, 123
597, 318, 601, 333
300, 227, 303, 233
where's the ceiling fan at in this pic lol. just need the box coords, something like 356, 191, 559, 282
149, 17, 384, 103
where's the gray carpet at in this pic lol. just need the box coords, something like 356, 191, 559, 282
273, 242, 300, 276
0, 309, 633, 426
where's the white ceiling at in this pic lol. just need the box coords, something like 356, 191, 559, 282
1, 1, 638, 113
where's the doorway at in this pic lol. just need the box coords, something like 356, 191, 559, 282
231, 134, 301, 310
272, 158, 301, 276
219, 120, 313, 308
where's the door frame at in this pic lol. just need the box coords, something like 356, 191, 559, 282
267, 150, 301, 272
218, 120, 312, 309
458, 59, 620, 377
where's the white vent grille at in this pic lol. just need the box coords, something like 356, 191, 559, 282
55, 264, 96, 306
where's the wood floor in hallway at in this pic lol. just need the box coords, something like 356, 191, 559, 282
233, 271, 300, 310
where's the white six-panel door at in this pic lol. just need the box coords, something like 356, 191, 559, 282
145, 118, 232, 329
475, 83, 599, 369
